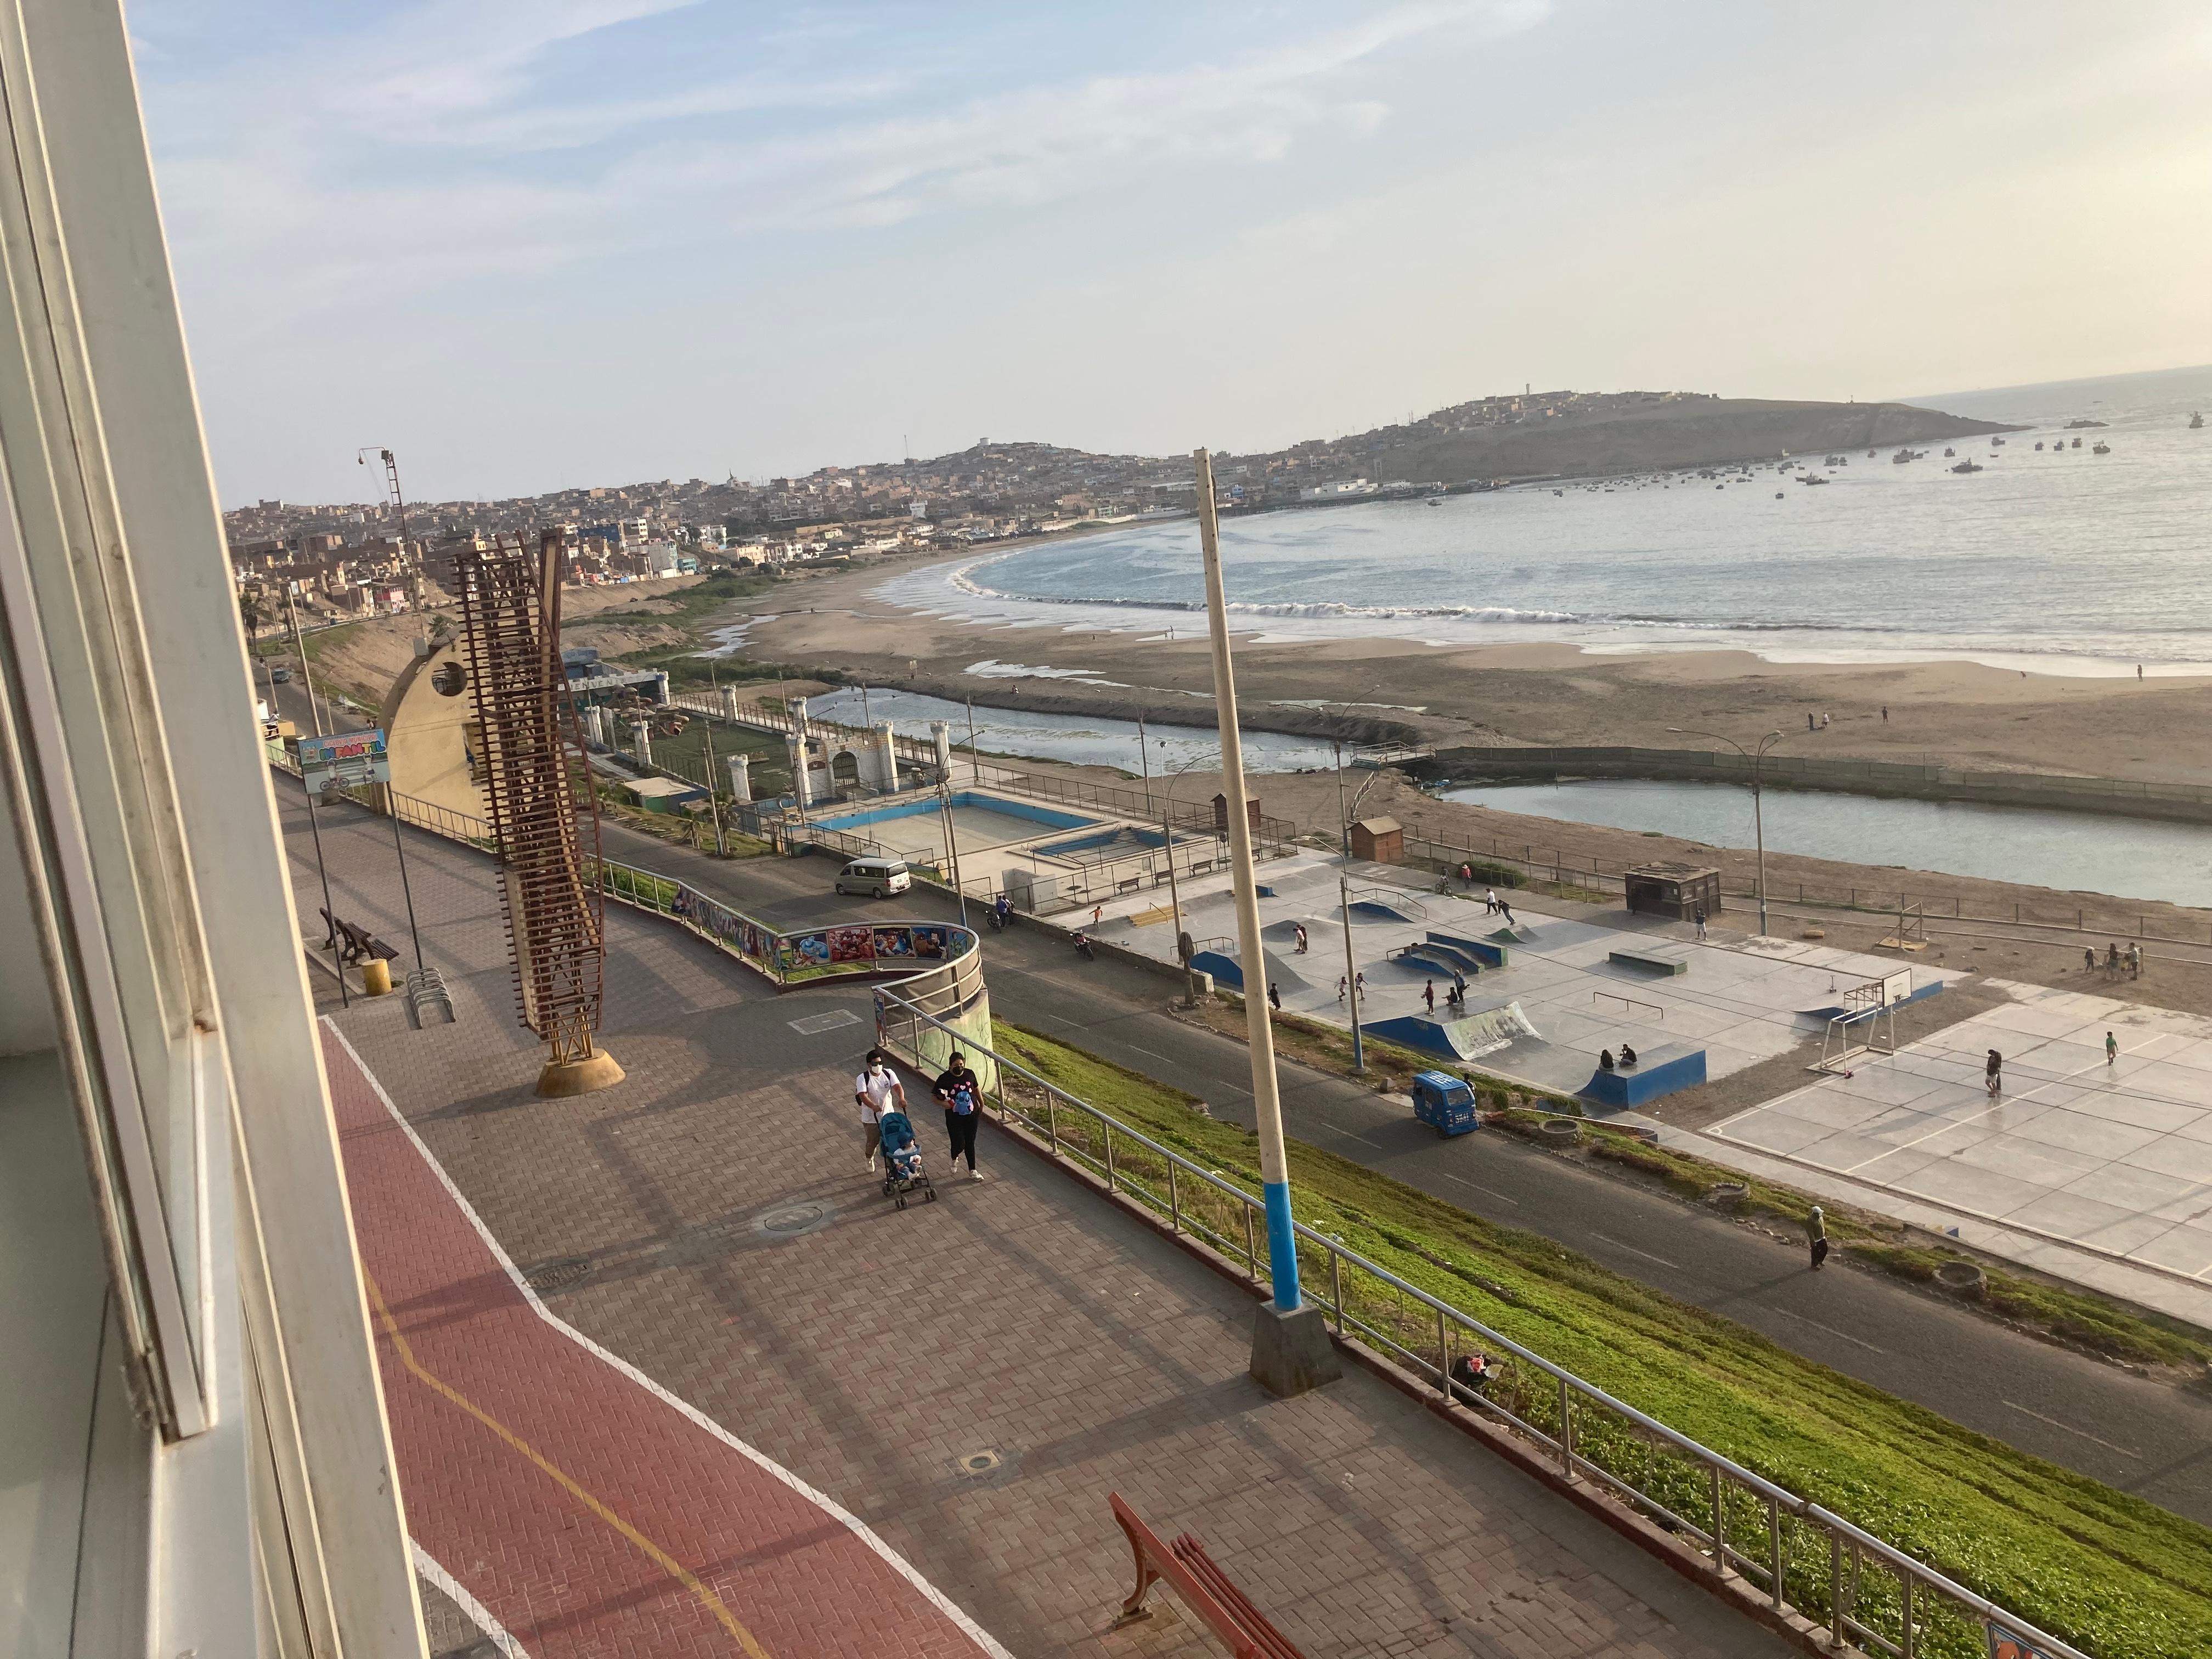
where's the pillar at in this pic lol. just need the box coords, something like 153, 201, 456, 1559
727, 752, 752, 805
651, 670, 671, 704
720, 685, 739, 720
932, 720, 953, 779
787, 732, 814, 805
583, 705, 606, 746
854, 721, 898, 793
631, 719, 652, 768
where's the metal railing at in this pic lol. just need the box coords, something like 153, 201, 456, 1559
868, 982, 2094, 1659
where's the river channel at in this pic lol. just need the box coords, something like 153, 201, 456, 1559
1441, 779, 2212, 910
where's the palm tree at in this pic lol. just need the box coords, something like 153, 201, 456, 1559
238, 588, 267, 641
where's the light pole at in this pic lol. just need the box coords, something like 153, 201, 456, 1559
1194, 448, 1336, 1396
1336, 763, 1383, 1071
1161, 752, 1210, 1007
1668, 726, 1786, 935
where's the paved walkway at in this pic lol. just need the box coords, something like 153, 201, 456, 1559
287, 781, 1794, 1657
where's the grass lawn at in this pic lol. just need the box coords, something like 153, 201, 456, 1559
990, 1019, 2212, 1659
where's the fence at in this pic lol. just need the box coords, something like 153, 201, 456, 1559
868, 981, 2091, 1659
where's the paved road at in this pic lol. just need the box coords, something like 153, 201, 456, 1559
599, 824, 2212, 1527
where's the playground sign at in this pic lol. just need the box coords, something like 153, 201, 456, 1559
298, 729, 390, 798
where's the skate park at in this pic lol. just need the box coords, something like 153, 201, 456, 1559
1099, 850, 1965, 1109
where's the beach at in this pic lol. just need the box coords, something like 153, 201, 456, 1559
733, 552, 2212, 784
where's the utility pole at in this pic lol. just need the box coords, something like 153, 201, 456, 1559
359, 446, 424, 616
1137, 710, 1150, 792
1194, 447, 1336, 1396
1340, 873, 1364, 1071
701, 724, 727, 855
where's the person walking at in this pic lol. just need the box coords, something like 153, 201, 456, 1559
1485, 887, 1498, 915
855, 1049, 905, 1173
1806, 1205, 1829, 1271
2106, 1030, 2119, 1067
2083, 946, 2097, 974
1423, 979, 1436, 1013
1694, 904, 1708, 943
1336, 975, 1348, 1004
1807, 712, 1815, 732
2127, 941, 2142, 980
1354, 970, 1366, 997
1268, 980, 1282, 1011
2106, 941, 2121, 979
1985, 1048, 2002, 1099
1091, 904, 1104, 929
934, 1051, 986, 1181
1294, 922, 1308, 955
1881, 706, 1888, 723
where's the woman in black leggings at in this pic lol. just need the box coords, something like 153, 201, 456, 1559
934, 1052, 987, 1181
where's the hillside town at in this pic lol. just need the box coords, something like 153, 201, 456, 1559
222, 388, 1716, 621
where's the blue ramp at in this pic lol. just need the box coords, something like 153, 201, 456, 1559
1578, 1043, 1707, 1109
1361, 1001, 1539, 1062
1429, 929, 1508, 969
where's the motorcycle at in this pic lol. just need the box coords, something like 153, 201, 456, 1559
1073, 930, 1096, 961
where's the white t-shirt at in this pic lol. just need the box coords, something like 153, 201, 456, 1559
856, 1066, 900, 1123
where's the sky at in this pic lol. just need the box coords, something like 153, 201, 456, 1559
128, 1, 2212, 506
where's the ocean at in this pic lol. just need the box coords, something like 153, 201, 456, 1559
876, 364, 2212, 676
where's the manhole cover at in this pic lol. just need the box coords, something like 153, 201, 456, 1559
752, 1201, 833, 1239
522, 1256, 592, 1293
957, 1449, 1003, 1477
788, 1009, 863, 1036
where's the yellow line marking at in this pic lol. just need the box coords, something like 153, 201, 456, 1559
364, 1270, 772, 1658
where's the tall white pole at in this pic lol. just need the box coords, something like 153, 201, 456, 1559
1194, 449, 1301, 1316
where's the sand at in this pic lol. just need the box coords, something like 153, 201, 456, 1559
732, 553, 2212, 783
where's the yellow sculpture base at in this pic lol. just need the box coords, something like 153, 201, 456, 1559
536, 1049, 625, 1098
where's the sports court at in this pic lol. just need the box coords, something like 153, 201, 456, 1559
1711, 986, 2212, 1281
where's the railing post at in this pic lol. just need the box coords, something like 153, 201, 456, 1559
1769, 1497, 1784, 1611
1167, 1160, 1180, 1233
1244, 1205, 1258, 1281
1046, 1092, 1059, 1154
1436, 1307, 1451, 1400
1330, 1250, 1343, 1333
1900, 1575, 1914, 1659
1558, 1378, 1574, 1477
1711, 1465, 1727, 1577
1103, 1121, 1117, 1193
1829, 1530, 1846, 1649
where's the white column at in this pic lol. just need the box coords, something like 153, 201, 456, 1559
932, 720, 953, 778
631, 719, 652, 767
720, 685, 739, 720
859, 721, 898, 792
726, 752, 752, 804
583, 705, 606, 746
651, 670, 670, 704
787, 732, 813, 804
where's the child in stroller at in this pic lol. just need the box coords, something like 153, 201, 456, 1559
875, 1106, 936, 1209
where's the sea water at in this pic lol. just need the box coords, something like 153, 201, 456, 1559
877, 364, 2212, 674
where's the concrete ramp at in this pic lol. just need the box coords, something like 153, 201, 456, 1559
1579, 1043, 1707, 1109
1488, 924, 1540, 945
1362, 1000, 1540, 1063
1352, 894, 1425, 923
1429, 929, 1508, 969
1190, 943, 1310, 997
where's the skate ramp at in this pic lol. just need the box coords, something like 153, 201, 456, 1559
1578, 1043, 1707, 1109
1190, 943, 1310, 997
1361, 1000, 1540, 1063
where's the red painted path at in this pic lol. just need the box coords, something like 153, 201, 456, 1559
325, 1023, 1007, 1658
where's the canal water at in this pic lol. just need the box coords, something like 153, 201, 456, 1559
1440, 779, 2212, 910
804, 685, 1340, 776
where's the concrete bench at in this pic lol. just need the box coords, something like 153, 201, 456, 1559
1607, 945, 1689, 977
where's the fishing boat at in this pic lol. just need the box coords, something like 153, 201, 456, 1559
1951, 460, 1983, 474
2034, 441, 2044, 450
2092, 441, 2111, 455
1943, 448, 1955, 458
1992, 436, 2005, 446
2192, 412, 2204, 429
2071, 437, 2082, 448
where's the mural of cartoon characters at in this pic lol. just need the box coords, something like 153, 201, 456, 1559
827, 924, 875, 963
910, 924, 950, 960
872, 926, 914, 959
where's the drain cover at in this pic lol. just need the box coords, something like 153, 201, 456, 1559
752, 1200, 833, 1239
957, 1449, 1003, 1477
522, 1256, 592, 1293
788, 1009, 863, 1036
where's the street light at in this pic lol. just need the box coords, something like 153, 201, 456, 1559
1335, 759, 1386, 1073
1668, 726, 1787, 935
1160, 751, 1214, 1007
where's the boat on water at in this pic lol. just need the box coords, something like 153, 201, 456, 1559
2065, 418, 2108, 429
1943, 447, 1955, 458
1992, 436, 2005, 445
1951, 460, 1983, 474
2092, 441, 2111, 455
1796, 472, 1829, 484
2192, 412, 2204, 429
2034, 441, 2045, 450
2071, 437, 2082, 448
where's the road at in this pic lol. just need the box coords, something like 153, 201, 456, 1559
594, 821, 2212, 1527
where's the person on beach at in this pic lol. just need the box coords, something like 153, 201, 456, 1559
856, 1050, 905, 1173
1985, 1049, 2002, 1098
1881, 706, 1889, 722
1806, 1205, 1829, 1270
1807, 712, 1815, 732
1294, 923, 1308, 955
934, 1051, 986, 1181
1694, 905, 1708, 942
2107, 1031, 2119, 1067
1423, 979, 1436, 1012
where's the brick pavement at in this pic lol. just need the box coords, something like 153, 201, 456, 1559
289, 782, 1795, 1658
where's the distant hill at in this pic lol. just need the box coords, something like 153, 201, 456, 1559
1302, 397, 2021, 486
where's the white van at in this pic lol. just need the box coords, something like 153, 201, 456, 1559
835, 856, 910, 899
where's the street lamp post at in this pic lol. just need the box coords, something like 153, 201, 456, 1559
1668, 726, 1786, 935
1161, 752, 1210, 1008
1194, 448, 1338, 1397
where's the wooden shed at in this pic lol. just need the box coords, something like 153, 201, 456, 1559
1350, 816, 1403, 864
1624, 861, 1721, 922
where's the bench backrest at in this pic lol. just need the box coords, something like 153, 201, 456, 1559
1110, 1493, 1307, 1659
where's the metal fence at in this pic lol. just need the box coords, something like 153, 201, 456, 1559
869, 982, 2094, 1659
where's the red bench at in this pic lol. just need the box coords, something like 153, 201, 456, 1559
1109, 1493, 1307, 1659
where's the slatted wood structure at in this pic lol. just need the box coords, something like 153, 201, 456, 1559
1110, 1493, 1307, 1659
453, 531, 608, 1070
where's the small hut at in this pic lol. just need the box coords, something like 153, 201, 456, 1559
1624, 861, 1721, 921
1350, 816, 1403, 864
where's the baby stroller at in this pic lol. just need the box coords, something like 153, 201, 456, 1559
876, 1108, 936, 1209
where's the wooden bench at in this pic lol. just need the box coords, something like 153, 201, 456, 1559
1109, 1492, 1307, 1659
320, 907, 399, 966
